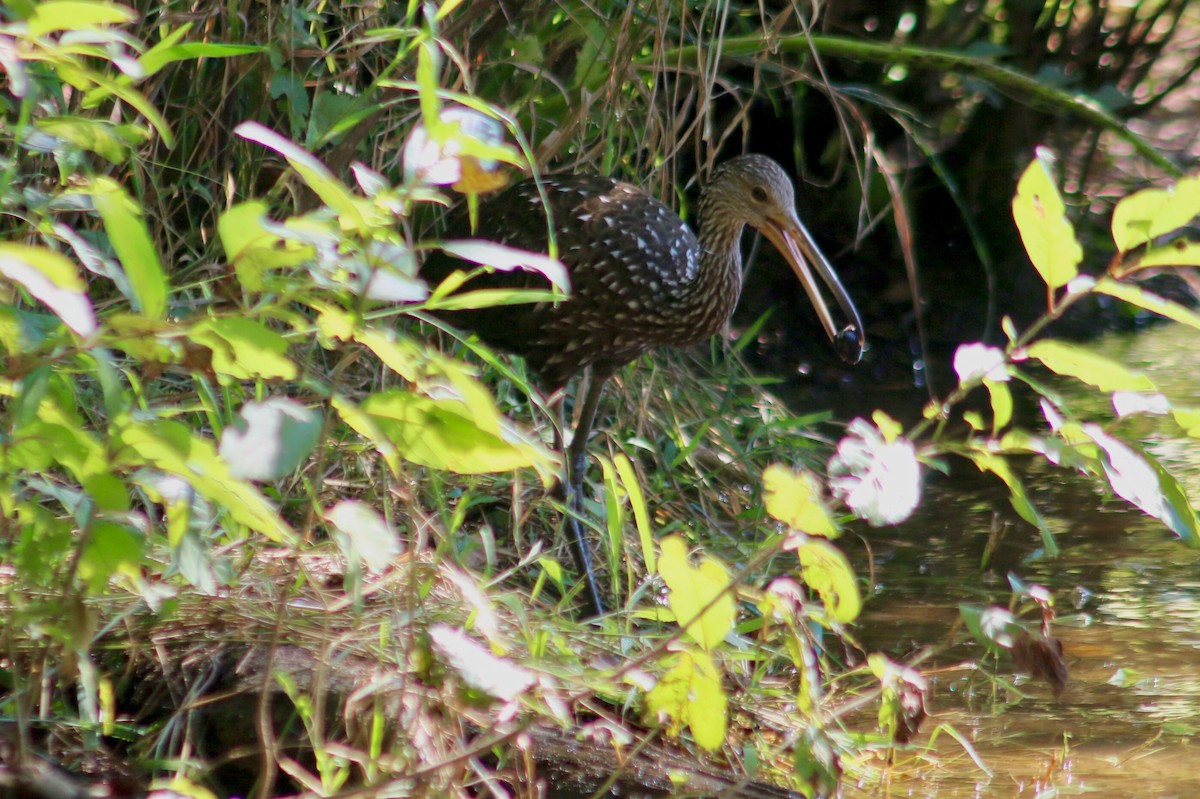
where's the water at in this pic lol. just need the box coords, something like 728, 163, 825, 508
841, 322, 1200, 798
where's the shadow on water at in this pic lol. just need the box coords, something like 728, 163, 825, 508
828, 323, 1200, 798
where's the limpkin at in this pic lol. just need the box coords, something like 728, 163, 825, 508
422, 154, 865, 616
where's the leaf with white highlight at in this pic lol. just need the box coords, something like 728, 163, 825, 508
953, 343, 1009, 385
219, 398, 322, 481
1081, 424, 1199, 545
0, 244, 97, 336
439, 239, 569, 291
428, 624, 534, 702
828, 418, 921, 526
326, 500, 400, 575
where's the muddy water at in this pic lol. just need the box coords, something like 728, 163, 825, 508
842, 322, 1200, 799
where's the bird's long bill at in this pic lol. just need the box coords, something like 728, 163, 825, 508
759, 212, 866, 365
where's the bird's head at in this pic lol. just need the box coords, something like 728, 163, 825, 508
709, 154, 866, 365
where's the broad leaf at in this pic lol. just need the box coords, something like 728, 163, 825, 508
326, 500, 401, 575
439, 240, 569, 291
37, 117, 146, 164
90, 178, 168, 319
0, 244, 97, 336
1094, 277, 1200, 333
78, 521, 143, 593
1023, 339, 1155, 393
790, 537, 861, 624
346, 389, 555, 477
235, 122, 384, 231
188, 317, 296, 381
1081, 424, 1200, 545
218, 202, 315, 290
114, 419, 297, 544
762, 464, 839, 537
1012, 151, 1081, 289
1111, 174, 1200, 252
657, 535, 736, 651
26, 1, 134, 36
644, 649, 728, 752
219, 398, 322, 481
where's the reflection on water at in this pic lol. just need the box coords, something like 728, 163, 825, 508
843, 323, 1200, 799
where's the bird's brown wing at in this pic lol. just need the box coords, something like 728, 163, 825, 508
421, 174, 700, 387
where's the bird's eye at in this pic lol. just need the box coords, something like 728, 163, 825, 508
750, 185, 769, 203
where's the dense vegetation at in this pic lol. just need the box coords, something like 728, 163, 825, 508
1, 1, 1198, 797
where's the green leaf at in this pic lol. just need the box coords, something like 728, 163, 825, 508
1171, 407, 1200, 437
114, 419, 297, 544
342, 390, 555, 477
984, 378, 1012, 434
139, 34, 265, 77
355, 328, 517, 439
78, 521, 143, 593
0, 244, 97, 336
218, 202, 315, 291
1012, 152, 1081, 289
969, 450, 1058, 556
0, 305, 62, 355
614, 453, 655, 574
36, 117, 147, 164
792, 537, 861, 624
188, 317, 296, 381
1081, 424, 1200, 546
90, 178, 168, 319
326, 500, 401, 575
218, 398, 322, 481
234, 122, 383, 231
1137, 239, 1200, 268
26, 1, 134, 36
959, 604, 1023, 651
1023, 339, 1155, 392
644, 649, 728, 752
1111, 175, 1200, 252
1095, 277, 1200, 333
762, 464, 839, 537
657, 535, 736, 650
56, 62, 174, 147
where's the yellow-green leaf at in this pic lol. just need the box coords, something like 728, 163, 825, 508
1137, 239, 1200, 268
0, 244, 97, 336
1171, 406, 1200, 437
1112, 175, 1200, 252
1012, 152, 1081, 289
91, 177, 168, 319
348, 389, 555, 478
188, 317, 296, 382
762, 464, 839, 537
114, 419, 297, 544
657, 535, 736, 651
984, 378, 1012, 434
1095, 277, 1200, 333
26, 1, 135, 36
235, 122, 381, 231
615, 453, 655, 574
644, 650, 728, 752
1023, 339, 1155, 393
793, 538, 861, 624
218, 202, 314, 291
969, 450, 1058, 556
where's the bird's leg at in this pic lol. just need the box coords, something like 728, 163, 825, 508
561, 367, 613, 618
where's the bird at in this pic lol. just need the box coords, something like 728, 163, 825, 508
421, 154, 865, 617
